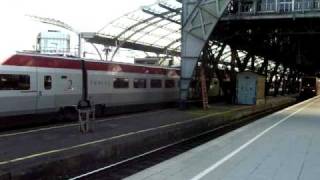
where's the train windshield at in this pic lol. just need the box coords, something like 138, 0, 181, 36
302, 77, 316, 87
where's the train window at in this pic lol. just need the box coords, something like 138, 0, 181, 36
134, 79, 147, 88
165, 80, 175, 88
44, 76, 52, 90
150, 79, 162, 88
113, 78, 129, 88
0, 74, 30, 90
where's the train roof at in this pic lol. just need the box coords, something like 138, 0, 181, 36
2, 52, 180, 76
13, 52, 180, 70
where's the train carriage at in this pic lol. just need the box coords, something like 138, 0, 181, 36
0, 53, 180, 117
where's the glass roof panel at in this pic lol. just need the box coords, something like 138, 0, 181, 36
96, 0, 181, 55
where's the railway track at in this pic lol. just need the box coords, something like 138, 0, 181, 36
70, 103, 291, 180
0, 98, 300, 180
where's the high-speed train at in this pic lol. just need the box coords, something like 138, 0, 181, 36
0, 53, 180, 118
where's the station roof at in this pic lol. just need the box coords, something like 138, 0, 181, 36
212, 16, 320, 73
82, 0, 320, 73
81, 0, 182, 59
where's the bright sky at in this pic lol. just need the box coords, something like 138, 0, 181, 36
0, 0, 154, 62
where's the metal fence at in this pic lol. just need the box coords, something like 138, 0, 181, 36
229, 0, 320, 14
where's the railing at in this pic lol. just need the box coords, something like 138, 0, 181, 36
259, 2, 276, 12
226, 0, 320, 15
258, 0, 320, 13
240, 2, 255, 13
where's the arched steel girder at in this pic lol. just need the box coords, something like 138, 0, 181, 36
109, 23, 177, 44
113, 10, 178, 40
110, 12, 180, 60
163, 38, 181, 50
142, 7, 181, 25
123, 14, 179, 36
204, 42, 281, 75
119, 15, 180, 49
149, 28, 181, 47
171, 44, 181, 53
89, 43, 103, 61
206, 41, 265, 65
180, 0, 232, 105
80, 1, 183, 59
199, 41, 293, 92
159, 1, 182, 14
134, 21, 179, 45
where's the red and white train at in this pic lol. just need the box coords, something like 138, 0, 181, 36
0, 53, 180, 118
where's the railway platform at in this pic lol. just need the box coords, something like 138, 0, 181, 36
126, 96, 320, 180
0, 95, 296, 179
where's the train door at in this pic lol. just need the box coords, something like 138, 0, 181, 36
36, 70, 56, 113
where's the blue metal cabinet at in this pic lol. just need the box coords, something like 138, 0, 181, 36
237, 72, 265, 105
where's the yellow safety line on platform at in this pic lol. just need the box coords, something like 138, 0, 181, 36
0, 98, 302, 166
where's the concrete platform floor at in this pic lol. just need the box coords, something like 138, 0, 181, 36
0, 95, 296, 179
126, 96, 320, 180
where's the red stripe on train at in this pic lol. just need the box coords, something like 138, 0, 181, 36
2, 54, 179, 76
3, 54, 82, 69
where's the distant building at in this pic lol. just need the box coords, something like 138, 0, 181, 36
36, 30, 71, 55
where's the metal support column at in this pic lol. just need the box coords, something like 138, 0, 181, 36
180, 0, 231, 108
200, 65, 209, 110
280, 67, 288, 95
251, 56, 256, 72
